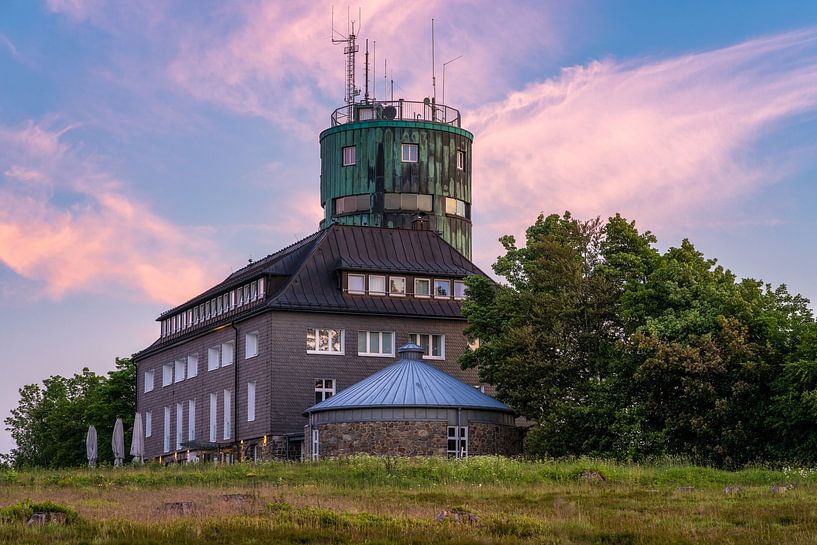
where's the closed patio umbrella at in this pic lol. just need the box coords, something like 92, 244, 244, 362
130, 413, 144, 464
112, 417, 125, 467
86, 425, 97, 468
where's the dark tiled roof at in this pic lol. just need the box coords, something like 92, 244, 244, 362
135, 225, 485, 359
267, 225, 484, 317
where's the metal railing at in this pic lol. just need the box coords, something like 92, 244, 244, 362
331, 99, 461, 127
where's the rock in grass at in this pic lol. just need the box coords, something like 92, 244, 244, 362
436, 509, 479, 524
579, 470, 605, 482
770, 484, 796, 494
163, 501, 194, 515
674, 486, 696, 493
27, 512, 67, 526
724, 485, 743, 495
222, 493, 254, 504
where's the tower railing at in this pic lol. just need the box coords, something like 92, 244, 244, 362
331, 100, 461, 127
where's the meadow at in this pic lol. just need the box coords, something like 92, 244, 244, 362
0, 456, 815, 544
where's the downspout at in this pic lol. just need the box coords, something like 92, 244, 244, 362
230, 323, 239, 461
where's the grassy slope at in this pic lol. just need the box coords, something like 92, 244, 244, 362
0, 456, 815, 544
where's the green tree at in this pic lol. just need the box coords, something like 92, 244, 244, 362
4, 358, 136, 468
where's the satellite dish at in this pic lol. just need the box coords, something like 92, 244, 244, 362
383, 105, 397, 120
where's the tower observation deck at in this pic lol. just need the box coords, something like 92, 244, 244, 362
319, 99, 474, 259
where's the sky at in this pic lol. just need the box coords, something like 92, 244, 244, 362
3, 0, 817, 454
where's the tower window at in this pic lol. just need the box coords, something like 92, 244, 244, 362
456, 150, 465, 170
342, 146, 356, 166
445, 197, 467, 218
401, 143, 418, 162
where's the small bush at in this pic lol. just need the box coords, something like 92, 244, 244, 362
0, 499, 78, 523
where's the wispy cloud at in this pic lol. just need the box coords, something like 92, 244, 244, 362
468, 28, 817, 264
0, 33, 19, 58
0, 121, 218, 304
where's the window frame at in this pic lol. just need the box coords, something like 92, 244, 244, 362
208, 347, 219, 371
414, 278, 431, 298
389, 276, 406, 297
447, 425, 468, 458
401, 143, 419, 163
247, 382, 256, 422
245, 331, 259, 359
409, 333, 445, 360
209, 393, 217, 443
163, 406, 171, 453
162, 364, 173, 387
314, 378, 336, 404
223, 389, 232, 440
306, 328, 346, 355
221, 341, 235, 366
145, 411, 152, 438
453, 280, 466, 300
357, 330, 396, 357
144, 370, 154, 393
188, 399, 196, 442
456, 149, 465, 170
368, 274, 386, 295
174, 359, 185, 383
187, 355, 198, 379
434, 279, 451, 299
342, 145, 356, 166
347, 273, 365, 294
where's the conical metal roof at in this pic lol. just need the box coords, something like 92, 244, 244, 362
304, 343, 513, 414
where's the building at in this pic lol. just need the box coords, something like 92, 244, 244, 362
304, 343, 521, 458
132, 81, 504, 461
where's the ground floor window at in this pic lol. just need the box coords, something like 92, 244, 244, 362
315, 379, 335, 404
447, 426, 468, 458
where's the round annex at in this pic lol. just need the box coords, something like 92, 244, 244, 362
304, 343, 521, 458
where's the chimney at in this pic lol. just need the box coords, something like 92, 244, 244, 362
411, 213, 429, 231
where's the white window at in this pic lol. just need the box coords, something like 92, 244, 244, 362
144, 370, 154, 393
311, 429, 319, 460
409, 333, 445, 359
223, 389, 232, 440
415, 278, 431, 298
145, 411, 152, 437
245, 332, 258, 359
369, 274, 386, 295
188, 399, 196, 441
174, 359, 185, 383
176, 402, 184, 450
454, 280, 466, 300
258, 278, 265, 298
162, 364, 173, 387
163, 406, 170, 453
208, 347, 219, 371
247, 382, 256, 422
457, 150, 465, 170
342, 145, 356, 166
348, 274, 365, 294
306, 328, 345, 354
389, 276, 406, 296
209, 393, 217, 443
250, 281, 258, 301
434, 279, 451, 298
401, 143, 418, 162
221, 341, 234, 366
358, 331, 395, 357
447, 426, 468, 458
315, 379, 335, 404
187, 355, 198, 379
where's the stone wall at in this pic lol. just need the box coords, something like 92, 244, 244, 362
469, 422, 523, 456
307, 421, 449, 458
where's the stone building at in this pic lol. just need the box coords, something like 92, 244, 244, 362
304, 343, 521, 459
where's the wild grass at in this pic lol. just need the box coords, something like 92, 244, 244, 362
1, 456, 816, 544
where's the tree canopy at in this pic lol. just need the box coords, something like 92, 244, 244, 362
3, 358, 135, 468
461, 212, 817, 467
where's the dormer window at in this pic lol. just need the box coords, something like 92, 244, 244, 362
434, 279, 451, 298
389, 276, 406, 296
454, 280, 466, 300
415, 278, 431, 298
369, 275, 386, 295
348, 274, 365, 294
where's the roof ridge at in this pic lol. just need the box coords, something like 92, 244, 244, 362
267, 225, 334, 306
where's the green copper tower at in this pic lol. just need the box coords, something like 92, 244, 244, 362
319, 98, 474, 258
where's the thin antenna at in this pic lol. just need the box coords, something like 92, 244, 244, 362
431, 18, 436, 104
364, 39, 370, 104
331, 6, 361, 114
384, 58, 387, 101
372, 41, 376, 102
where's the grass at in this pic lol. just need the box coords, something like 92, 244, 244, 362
0, 456, 816, 544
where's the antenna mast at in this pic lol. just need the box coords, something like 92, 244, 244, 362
431, 18, 437, 104
332, 7, 361, 113
364, 39, 370, 104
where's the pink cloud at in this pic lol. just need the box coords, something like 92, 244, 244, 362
467, 29, 817, 266
0, 121, 218, 305
167, 1, 567, 135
